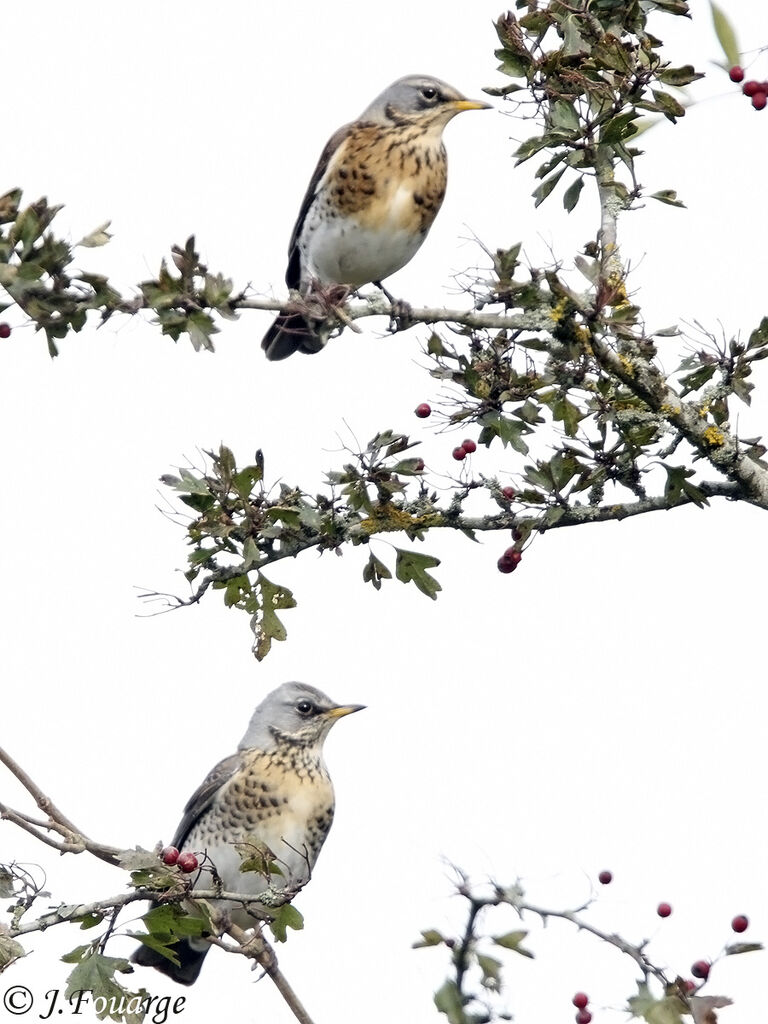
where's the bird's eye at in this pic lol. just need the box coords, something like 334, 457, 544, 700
420, 86, 438, 102
296, 699, 315, 715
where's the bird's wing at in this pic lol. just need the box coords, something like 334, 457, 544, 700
284, 122, 355, 290
170, 751, 242, 850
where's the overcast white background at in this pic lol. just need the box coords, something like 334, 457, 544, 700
1, 3, 766, 1023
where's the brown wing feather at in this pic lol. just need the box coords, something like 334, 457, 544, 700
284, 122, 354, 289
170, 752, 241, 850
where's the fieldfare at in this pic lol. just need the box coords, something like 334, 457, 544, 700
261, 74, 490, 360
131, 681, 363, 985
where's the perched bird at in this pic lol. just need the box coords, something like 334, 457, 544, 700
131, 681, 364, 985
261, 74, 490, 360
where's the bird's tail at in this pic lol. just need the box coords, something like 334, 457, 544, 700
131, 936, 209, 987
261, 313, 326, 361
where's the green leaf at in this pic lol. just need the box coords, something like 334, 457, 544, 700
747, 316, 768, 352
650, 189, 686, 208
0, 866, 14, 898
663, 465, 708, 508
75, 912, 105, 930
75, 221, 112, 248
269, 903, 304, 943
657, 65, 704, 87
515, 135, 552, 164
628, 982, 685, 1024
142, 903, 208, 940
413, 928, 446, 948
550, 99, 580, 133
710, 2, 740, 67
600, 111, 639, 144
363, 551, 392, 591
395, 548, 441, 600
533, 168, 566, 208
477, 953, 502, 988
186, 311, 217, 352
650, 89, 686, 121
678, 362, 715, 396
64, 949, 140, 1023
552, 396, 585, 437
434, 979, 468, 1024
479, 411, 530, 453
492, 930, 534, 957
562, 176, 584, 213
252, 573, 296, 660
0, 931, 24, 969
724, 941, 763, 955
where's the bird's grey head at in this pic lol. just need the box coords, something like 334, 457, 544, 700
359, 75, 491, 127
238, 682, 364, 751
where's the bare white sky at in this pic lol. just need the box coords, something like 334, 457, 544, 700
1, 2, 766, 1023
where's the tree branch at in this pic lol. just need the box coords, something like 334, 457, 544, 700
0, 746, 122, 866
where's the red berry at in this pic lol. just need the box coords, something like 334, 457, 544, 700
657, 902, 672, 918
497, 554, 518, 574
682, 979, 697, 994
502, 546, 522, 566
743, 80, 761, 96
575, 1011, 592, 1024
598, 870, 613, 885
177, 852, 199, 873
462, 438, 477, 454
415, 403, 431, 419
691, 960, 710, 980
501, 486, 516, 500
452, 446, 467, 461
572, 993, 589, 1009
161, 845, 179, 866
414, 458, 425, 472
729, 65, 744, 83
752, 91, 767, 110
0, 323, 10, 339
731, 915, 749, 933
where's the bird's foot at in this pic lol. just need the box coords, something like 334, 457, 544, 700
372, 280, 413, 332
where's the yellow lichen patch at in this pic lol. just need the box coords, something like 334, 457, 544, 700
574, 326, 591, 345
359, 507, 442, 535
550, 297, 569, 322
703, 426, 725, 447
618, 354, 634, 377
660, 402, 682, 417
607, 274, 629, 307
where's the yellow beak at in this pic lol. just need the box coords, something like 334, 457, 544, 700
325, 703, 366, 720
451, 98, 492, 112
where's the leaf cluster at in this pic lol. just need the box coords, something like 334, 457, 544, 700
489, 1, 701, 212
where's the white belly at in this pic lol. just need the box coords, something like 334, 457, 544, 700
300, 198, 425, 287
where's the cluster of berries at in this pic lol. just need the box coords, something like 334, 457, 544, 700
729, 66, 768, 110
161, 845, 199, 873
